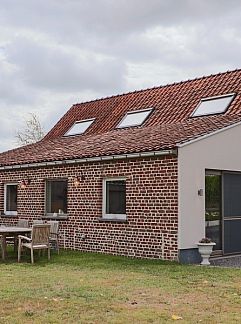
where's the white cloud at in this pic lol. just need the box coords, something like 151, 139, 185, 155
6, 35, 125, 92
0, 0, 241, 151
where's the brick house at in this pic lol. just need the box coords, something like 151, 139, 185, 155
1, 69, 241, 263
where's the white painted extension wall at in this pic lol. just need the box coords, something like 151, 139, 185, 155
178, 122, 241, 250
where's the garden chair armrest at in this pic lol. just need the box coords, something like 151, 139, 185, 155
18, 235, 31, 242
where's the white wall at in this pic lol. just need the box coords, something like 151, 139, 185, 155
178, 123, 241, 249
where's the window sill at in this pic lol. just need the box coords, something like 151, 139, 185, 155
42, 214, 68, 220
98, 218, 128, 223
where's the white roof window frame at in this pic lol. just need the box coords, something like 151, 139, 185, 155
191, 93, 236, 118
117, 107, 153, 129
64, 118, 95, 137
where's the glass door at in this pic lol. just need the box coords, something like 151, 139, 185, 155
205, 171, 222, 251
223, 172, 241, 254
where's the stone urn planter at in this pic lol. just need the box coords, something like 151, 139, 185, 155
197, 238, 216, 265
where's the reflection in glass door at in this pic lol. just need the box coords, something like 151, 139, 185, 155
205, 172, 222, 251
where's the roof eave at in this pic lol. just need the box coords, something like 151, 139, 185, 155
0, 149, 177, 171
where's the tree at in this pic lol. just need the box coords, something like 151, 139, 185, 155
16, 113, 45, 146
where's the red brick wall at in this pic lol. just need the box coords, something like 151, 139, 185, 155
0, 155, 178, 260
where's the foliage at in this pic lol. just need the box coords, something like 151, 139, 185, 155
205, 175, 221, 209
205, 175, 221, 222
15, 113, 45, 146
199, 237, 212, 243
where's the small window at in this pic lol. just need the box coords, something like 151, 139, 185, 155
103, 178, 126, 220
117, 108, 153, 128
64, 118, 95, 136
46, 179, 67, 215
4, 183, 18, 215
191, 94, 235, 117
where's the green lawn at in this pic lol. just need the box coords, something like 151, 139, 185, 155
0, 250, 241, 323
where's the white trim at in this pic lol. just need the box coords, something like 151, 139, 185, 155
117, 107, 153, 129
102, 214, 127, 221
102, 177, 127, 220
177, 120, 241, 148
200, 92, 236, 101
0, 149, 176, 171
64, 118, 95, 137
191, 93, 235, 117
4, 183, 18, 215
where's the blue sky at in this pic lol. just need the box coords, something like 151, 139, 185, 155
0, 0, 241, 152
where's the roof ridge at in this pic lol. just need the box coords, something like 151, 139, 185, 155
72, 68, 241, 106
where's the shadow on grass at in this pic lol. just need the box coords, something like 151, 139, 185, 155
2, 247, 240, 282
52, 249, 178, 267
0, 246, 53, 267
48, 250, 241, 281
1, 245, 177, 268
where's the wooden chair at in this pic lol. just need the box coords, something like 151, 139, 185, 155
18, 224, 51, 264
47, 221, 60, 254
11, 219, 30, 250
32, 220, 44, 225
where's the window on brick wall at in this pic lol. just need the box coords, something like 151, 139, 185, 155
103, 178, 126, 220
4, 183, 18, 215
46, 179, 67, 215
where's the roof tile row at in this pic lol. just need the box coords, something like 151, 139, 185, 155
0, 114, 241, 167
1, 69, 241, 167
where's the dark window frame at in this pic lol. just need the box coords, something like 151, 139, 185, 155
45, 179, 68, 216
191, 93, 235, 118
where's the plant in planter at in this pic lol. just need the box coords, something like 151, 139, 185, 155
197, 238, 216, 265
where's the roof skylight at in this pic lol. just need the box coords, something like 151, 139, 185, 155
64, 118, 95, 136
117, 108, 153, 128
191, 93, 235, 117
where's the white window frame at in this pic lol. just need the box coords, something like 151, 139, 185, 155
64, 118, 95, 136
191, 93, 235, 117
102, 177, 127, 220
117, 108, 153, 129
4, 183, 18, 216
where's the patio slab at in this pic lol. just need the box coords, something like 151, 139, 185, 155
210, 255, 241, 268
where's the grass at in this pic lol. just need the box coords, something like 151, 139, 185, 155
0, 250, 241, 323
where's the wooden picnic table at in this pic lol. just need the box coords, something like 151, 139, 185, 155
0, 226, 32, 261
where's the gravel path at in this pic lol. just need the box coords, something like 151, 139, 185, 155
210, 255, 241, 268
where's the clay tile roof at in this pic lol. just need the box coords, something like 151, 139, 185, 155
0, 114, 241, 167
1, 69, 241, 167
43, 68, 241, 141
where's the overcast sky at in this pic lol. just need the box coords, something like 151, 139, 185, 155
0, 0, 241, 152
